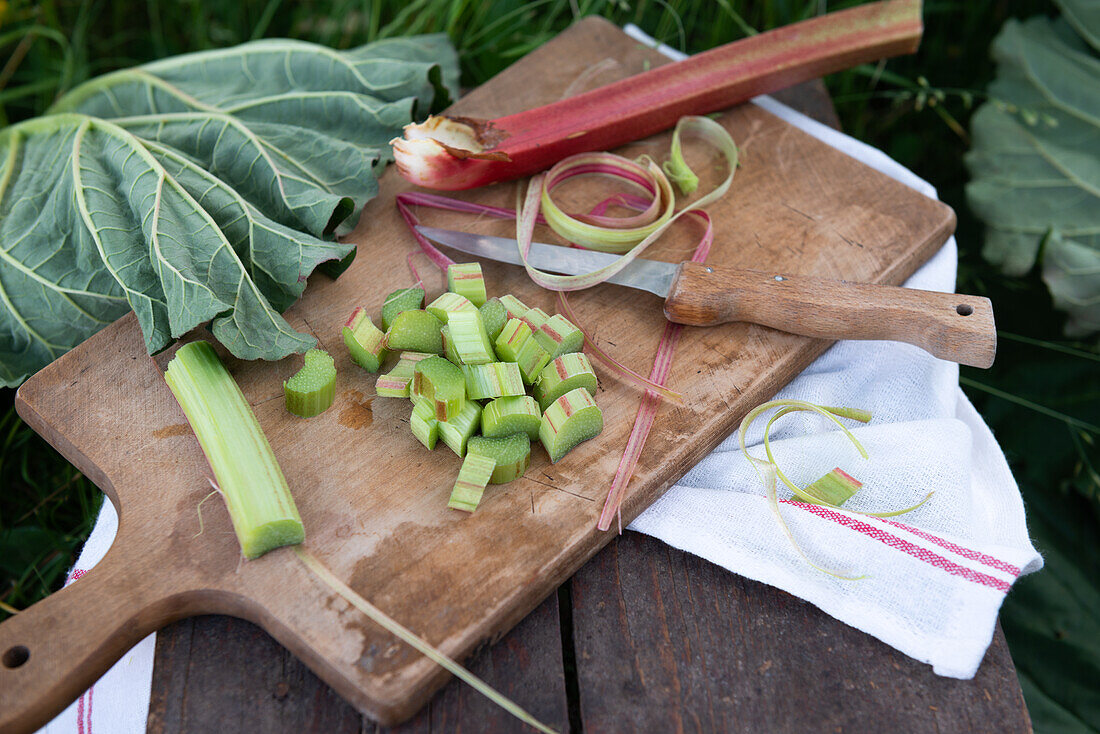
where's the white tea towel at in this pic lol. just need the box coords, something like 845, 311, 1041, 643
36, 25, 1042, 733
624, 24, 1042, 679
37, 501, 156, 734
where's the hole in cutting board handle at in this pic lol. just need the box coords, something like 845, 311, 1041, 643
956, 304, 974, 316
2, 645, 29, 668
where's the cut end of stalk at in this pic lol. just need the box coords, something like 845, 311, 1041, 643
392, 116, 509, 190
344, 307, 389, 372
413, 355, 466, 421
411, 397, 441, 450
469, 433, 532, 485
479, 298, 508, 341
243, 519, 307, 559
448, 452, 497, 513
448, 262, 488, 307
540, 388, 604, 464
385, 309, 444, 355
439, 399, 483, 457
284, 348, 337, 418
482, 395, 542, 440
381, 287, 426, 331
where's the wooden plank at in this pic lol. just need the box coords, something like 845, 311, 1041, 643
569, 533, 1031, 733
1, 17, 959, 731
148, 591, 568, 733
147, 616, 362, 734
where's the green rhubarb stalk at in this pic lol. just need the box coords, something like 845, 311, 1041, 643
448, 310, 496, 365
468, 433, 532, 485
499, 294, 529, 321
495, 318, 533, 361
447, 262, 487, 307
164, 341, 304, 559
412, 356, 465, 421
533, 352, 597, 410
381, 287, 426, 331
284, 348, 337, 418
439, 399, 483, 457
481, 395, 542, 440
344, 307, 388, 372
385, 309, 444, 354
411, 397, 440, 449
447, 452, 497, 512
514, 338, 551, 385
738, 400, 873, 579
464, 362, 525, 400
479, 298, 508, 341
532, 314, 584, 359
426, 291, 478, 323
521, 307, 549, 333
376, 351, 435, 398
441, 325, 462, 365
539, 387, 603, 464
494, 318, 550, 384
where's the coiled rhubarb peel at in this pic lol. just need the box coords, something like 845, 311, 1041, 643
392, 0, 922, 190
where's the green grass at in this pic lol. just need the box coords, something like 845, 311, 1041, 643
0, 402, 100, 616
2, 0, 1098, 728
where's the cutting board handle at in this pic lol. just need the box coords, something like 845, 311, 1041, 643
0, 533, 173, 734
664, 263, 997, 368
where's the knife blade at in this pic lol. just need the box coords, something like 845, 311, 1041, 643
414, 225, 998, 368
415, 225, 676, 297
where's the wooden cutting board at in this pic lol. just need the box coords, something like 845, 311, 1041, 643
0, 17, 955, 732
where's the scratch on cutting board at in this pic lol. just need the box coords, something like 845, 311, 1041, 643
299, 314, 330, 354
781, 201, 817, 221
527, 476, 595, 502
835, 231, 865, 249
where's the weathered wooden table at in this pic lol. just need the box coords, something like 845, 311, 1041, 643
144, 75, 1032, 734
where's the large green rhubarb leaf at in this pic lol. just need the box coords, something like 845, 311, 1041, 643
965, 12, 1100, 336
0, 36, 458, 387
1001, 489, 1100, 734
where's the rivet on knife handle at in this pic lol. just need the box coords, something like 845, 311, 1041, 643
663, 262, 997, 368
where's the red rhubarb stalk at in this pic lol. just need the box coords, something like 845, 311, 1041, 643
391, 0, 922, 190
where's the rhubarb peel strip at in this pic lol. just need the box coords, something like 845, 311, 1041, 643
295, 547, 558, 734
739, 400, 872, 579
738, 400, 934, 577
758, 404, 933, 517
514, 116, 737, 292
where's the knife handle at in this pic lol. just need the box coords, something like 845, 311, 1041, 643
663, 262, 996, 368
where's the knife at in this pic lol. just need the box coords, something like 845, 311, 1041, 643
415, 225, 997, 368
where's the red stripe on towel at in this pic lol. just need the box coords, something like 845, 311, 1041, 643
781, 500, 1011, 592
872, 516, 1021, 576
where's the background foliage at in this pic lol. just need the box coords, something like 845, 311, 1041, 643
2, 0, 1097, 730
